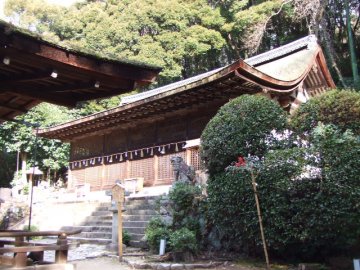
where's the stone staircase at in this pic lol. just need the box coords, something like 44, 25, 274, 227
123, 196, 158, 248
61, 196, 159, 247
62, 202, 113, 245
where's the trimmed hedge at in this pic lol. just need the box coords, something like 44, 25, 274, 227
200, 94, 287, 174
290, 89, 360, 135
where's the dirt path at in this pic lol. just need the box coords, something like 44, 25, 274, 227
72, 257, 267, 270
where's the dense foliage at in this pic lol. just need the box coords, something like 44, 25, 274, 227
4, 0, 360, 89
290, 90, 360, 135
200, 95, 287, 174
145, 182, 205, 256
0, 104, 73, 186
203, 93, 360, 261
144, 217, 170, 252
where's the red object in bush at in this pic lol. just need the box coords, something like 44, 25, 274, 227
235, 156, 246, 167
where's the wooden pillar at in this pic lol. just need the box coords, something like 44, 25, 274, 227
101, 162, 106, 190
14, 236, 26, 268
153, 155, 159, 186
185, 149, 191, 165
55, 234, 68, 264
126, 160, 130, 179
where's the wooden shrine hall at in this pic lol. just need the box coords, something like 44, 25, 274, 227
38, 35, 336, 191
0, 20, 161, 122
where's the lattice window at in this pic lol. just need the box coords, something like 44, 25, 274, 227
104, 162, 127, 188
158, 151, 186, 182
71, 136, 102, 160
70, 169, 85, 188
130, 157, 154, 185
85, 166, 102, 188
189, 148, 201, 171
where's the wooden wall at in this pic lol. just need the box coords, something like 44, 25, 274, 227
68, 107, 215, 190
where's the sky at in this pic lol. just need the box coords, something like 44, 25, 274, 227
0, 0, 81, 19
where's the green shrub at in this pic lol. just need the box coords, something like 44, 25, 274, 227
207, 124, 360, 261
290, 89, 360, 135
123, 229, 131, 246
22, 224, 42, 240
200, 94, 287, 174
169, 183, 202, 222
169, 228, 198, 253
145, 217, 170, 252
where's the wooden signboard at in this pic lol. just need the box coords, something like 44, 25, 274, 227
112, 183, 125, 261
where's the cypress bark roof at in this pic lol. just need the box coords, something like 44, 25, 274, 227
38, 35, 335, 141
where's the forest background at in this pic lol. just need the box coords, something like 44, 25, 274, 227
0, 0, 359, 186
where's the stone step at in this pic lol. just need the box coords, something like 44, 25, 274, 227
67, 236, 111, 245
123, 227, 146, 234
122, 215, 154, 222
124, 209, 157, 215
78, 231, 112, 239
62, 225, 112, 233
128, 233, 145, 241
84, 215, 112, 222
81, 220, 112, 226
123, 221, 149, 228
95, 206, 111, 211
126, 196, 160, 202
91, 211, 112, 216
129, 240, 147, 248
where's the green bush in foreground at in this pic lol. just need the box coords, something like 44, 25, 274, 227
200, 94, 287, 174
145, 217, 170, 252
169, 228, 198, 254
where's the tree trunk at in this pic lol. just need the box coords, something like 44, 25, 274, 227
20, 152, 27, 185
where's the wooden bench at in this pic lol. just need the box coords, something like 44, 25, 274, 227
0, 229, 81, 269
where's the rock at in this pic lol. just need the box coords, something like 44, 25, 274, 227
171, 264, 184, 270
134, 262, 152, 269
160, 206, 168, 215
162, 215, 173, 226
157, 263, 171, 270
298, 263, 327, 270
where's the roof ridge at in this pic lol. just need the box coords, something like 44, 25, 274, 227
121, 35, 317, 106
245, 35, 318, 66
121, 66, 225, 104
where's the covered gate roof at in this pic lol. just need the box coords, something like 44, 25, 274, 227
0, 20, 162, 122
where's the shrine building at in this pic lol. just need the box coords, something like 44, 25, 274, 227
38, 35, 336, 191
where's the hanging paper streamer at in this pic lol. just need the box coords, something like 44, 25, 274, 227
130, 151, 133, 159
135, 151, 138, 156
120, 154, 123, 162
141, 149, 144, 158
150, 148, 154, 156
175, 143, 179, 152
109, 155, 113, 163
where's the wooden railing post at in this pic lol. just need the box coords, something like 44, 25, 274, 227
55, 234, 68, 264
14, 236, 27, 268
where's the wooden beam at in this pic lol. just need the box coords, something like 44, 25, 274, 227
8, 89, 77, 107
0, 102, 27, 113
0, 71, 52, 84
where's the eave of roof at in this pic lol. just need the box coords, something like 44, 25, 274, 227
38, 35, 335, 140
0, 20, 162, 72
0, 20, 162, 122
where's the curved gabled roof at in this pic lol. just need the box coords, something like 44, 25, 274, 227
38, 35, 335, 141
